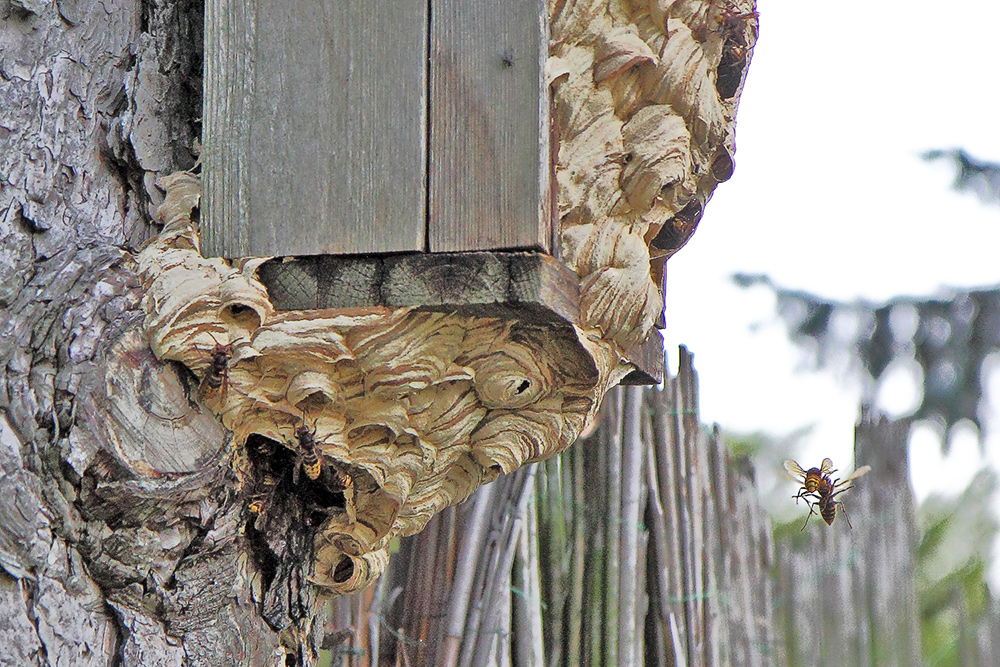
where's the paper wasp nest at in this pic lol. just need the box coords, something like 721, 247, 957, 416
139, 174, 626, 598
138, 0, 755, 600
552, 0, 757, 348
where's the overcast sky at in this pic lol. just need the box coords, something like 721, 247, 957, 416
661, 0, 1000, 518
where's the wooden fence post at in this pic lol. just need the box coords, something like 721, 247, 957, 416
774, 407, 922, 667
853, 408, 922, 666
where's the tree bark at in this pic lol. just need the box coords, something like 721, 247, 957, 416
0, 0, 310, 664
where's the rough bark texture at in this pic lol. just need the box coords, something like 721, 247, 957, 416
0, 0, 304, 664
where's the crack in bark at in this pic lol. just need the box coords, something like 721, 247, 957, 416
104, 598, 128, 667
242, 435, 326, 632
21, 577, 51, 666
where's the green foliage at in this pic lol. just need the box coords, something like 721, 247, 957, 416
769, 514, 814, 545
916, 469, 999, 666
724, 430, 773, 459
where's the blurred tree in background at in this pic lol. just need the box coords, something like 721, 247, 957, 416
734, 152, 1000, 448
923, 149, 1000, 208
732, 273, 1000, 447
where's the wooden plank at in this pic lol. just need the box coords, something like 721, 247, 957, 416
429, 0, 550, 253
620, 330, 665, 385
652, 256, 667, 329
259, 252, 578, 323
203, 0, 428, 258
203, 0, 255, 257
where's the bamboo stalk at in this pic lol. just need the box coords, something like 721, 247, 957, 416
515, 484, 545, 666
457, 474, 517, 667
587, 408, 608, 667
699, 427, 722, 666
399, 512, 442, 664
651, 384, 685, 663
566, 441, 587, 667
586, 528, 606, 667
635, 528, 649, 667
440, 483, 497, 667
618, 385, 645, 667
669, 612, 689, 667
706, 428, 726, 665
330, 594, 359, 666
604, 389, 624, 667
539, 456, 567, 667
679, 349, 705, 663
470, 466, 538, 666
514, 519, 530, 667
353, 592, 369, 667
643, 427, 673, 667
367, 575, 387, 667
429, 507, 458, 661
375, 526, 416, 663
667, 366, 694, 663
498, 572, 512, 667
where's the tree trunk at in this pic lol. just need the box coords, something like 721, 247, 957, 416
0, 0, 311, 664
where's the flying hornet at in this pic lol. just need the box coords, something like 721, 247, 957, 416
784, 458, 871, 530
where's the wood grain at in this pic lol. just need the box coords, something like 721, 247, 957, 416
428, 0, 550, 253
620, 329, 664, 385
203, 0, 428, 258
259, 252, 577, 321
203, 0, 254, 257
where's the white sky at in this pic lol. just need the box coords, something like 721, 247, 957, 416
662, 0, 1000, 538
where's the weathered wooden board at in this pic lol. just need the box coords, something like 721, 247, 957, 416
258, 252, 663, 383
259, 252, 578, 322
428, 0, 550, 253
203, 0, 428, 258
620, 330, 664, 385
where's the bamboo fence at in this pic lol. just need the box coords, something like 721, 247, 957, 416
774, 410, 1000, 667
317, 348, 995, 666
317, 347, 777, 666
